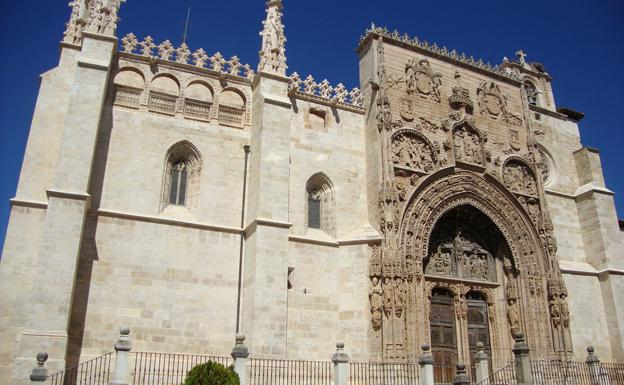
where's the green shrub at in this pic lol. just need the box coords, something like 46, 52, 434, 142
183, 361, 240, 385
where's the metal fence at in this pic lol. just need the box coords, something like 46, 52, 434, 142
349, 362, 420, 385
130, 352, 232, 385
48, 352, 114, 385
433, 363, 476, 384
247, 358, 332, 385
531, 360, 624, 385
477, 361, 516, 385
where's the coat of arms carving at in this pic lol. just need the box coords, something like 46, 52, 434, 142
405, 58, 442, 102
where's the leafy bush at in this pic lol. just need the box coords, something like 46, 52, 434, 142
183, 361, 240, 385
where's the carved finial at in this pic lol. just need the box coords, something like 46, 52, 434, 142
258, 0, 287, 75
515, 50, 527, 65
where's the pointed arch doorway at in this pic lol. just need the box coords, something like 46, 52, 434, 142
425, 205, 510, 371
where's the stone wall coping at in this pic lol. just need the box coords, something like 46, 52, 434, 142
529, 104, 568, 120
289, 234, 340, 248
574, 183, 614, 199
96, 208, 242, 235
46, 189, 91, 201
544, 185, 614, 200
9, 198, 48, 209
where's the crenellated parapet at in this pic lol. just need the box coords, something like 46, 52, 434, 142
120, 33, 255, 80
288, 73, 364, 113
358, 24, 521, 82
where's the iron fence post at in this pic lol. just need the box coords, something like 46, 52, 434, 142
111, 326, 132, 385
30, 352, 49, 385
452, 363, 470, 385
512, 331, 534, 385
418, 344, 434, 385
231, 333, 250, 385
331, 342, 349, 385
474, 341, 489, 384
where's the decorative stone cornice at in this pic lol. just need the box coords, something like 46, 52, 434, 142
288, 73, 365, 113
358, 24, 521, 83
119, 34, 255, 81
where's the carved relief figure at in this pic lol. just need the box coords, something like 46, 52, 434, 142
369, 277, 384, 331
382, 277, 394, 318
391, 130, 437, 172
503, 160, 538, 196
405, 58, 442, 101
426, 243, 454, 276
394, 278, 407, 318
453, 125, 483, 165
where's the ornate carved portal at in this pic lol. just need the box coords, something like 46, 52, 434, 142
369, 38, 570, 363
368, 170, 573, 362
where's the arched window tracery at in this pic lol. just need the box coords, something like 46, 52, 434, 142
305, 173, 335, 235
162, 141, 202, 210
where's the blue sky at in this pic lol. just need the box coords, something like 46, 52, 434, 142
0, 0, 623, 251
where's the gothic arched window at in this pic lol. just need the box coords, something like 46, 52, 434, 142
162, 141, 202, 210
305, 173, 335, 235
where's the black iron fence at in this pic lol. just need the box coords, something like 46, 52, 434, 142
349, 362, 420, 385
48, 352, 114, 385
247, 358, 332, 385
477, 361, 516, 385
131, 352, 232, 385
531, 360, 624, 385
43, 351, 624, 385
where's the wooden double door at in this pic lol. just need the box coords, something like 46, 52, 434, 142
430, 289, 491, 383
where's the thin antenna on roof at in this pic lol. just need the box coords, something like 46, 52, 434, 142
182, 7, 191, 45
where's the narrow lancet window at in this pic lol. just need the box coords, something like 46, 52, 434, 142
162, 141, 202, 211
305, 173, 335, 235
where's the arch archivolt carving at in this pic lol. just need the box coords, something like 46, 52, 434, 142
399, 170, 545, 275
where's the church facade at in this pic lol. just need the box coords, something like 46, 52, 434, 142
1, 0, 623, 383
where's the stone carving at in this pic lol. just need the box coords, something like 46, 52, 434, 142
359, 24, 521, 81
121, 33, 138, 53
120, 34, 255, 79
400, 98, 415, 121
503, 159, 538, 196
394, 278, 408, 318
548, 272, 573, 352
382, 277, 394, 317
288, 73, 364, 111
258, 0, 287, 75
405, 58, 442, 101
477, 81, 524, 126
426, 220, 495, 282
64, 0, 125, 45
426, 242, 454, 276
509, 129, 522, 151
477, 82, 507, 118
535, 147, 552, 185
453, 125, 484, 165
369, 276, 383, 331
391, 129, 437, 172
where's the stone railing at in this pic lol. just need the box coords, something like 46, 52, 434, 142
359, 24, 521, 81
288, 73, 365, 112
120, 33, 255, 80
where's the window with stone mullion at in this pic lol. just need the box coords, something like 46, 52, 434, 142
169, 162, 189, 206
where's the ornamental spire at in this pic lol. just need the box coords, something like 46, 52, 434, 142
258, 0, 287, 75
63, 0, 126, 46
